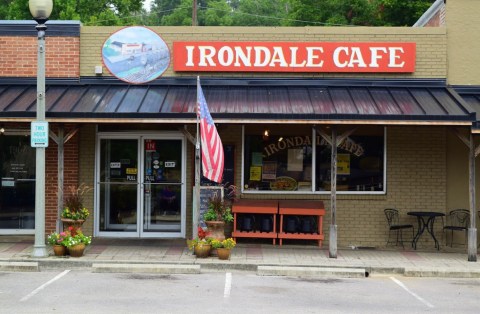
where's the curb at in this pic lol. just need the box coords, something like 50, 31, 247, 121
404, 267, 480, 278
92, 263, 201, 274
257, 266, 366, 278
0, 261, 39, 272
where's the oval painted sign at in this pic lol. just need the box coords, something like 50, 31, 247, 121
102, 26, 170, 84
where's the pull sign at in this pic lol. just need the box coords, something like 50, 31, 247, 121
31, 121, 49, 148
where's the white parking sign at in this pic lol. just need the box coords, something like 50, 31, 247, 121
31, 121, 49, 148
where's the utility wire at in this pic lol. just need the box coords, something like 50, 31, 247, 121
84, 3, 353, 27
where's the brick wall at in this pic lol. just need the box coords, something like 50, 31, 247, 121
0, 36, 80, 78
76, 123, 449, 247
78, 125, 96, 236
210, 125, 448, 248
81, 26, 447, 79
447, 0, 480, 84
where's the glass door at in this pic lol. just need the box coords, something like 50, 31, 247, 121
0, 134, 36, 234
96, 133, 185, 238
142, 138, 184, 235
98, 138, 139, 235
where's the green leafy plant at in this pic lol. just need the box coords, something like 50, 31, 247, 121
63, 226, 92, 248
47, 226, 92, 248
187, 227, 211, 250
210, 238, 236, 249
210, 239, 223, 249
221, 238, 236, 249
47, 231, 68, 246
204, 194, 233, 223
61, 184, 92, 220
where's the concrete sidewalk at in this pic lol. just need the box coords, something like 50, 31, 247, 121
1, 236, 480, 278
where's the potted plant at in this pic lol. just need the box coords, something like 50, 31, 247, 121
204, 193, 234, 241
211, 238, 236, 260
47, 231, 68, 256
187, 227, 212, 258
63, 226, 92, 257
60, 184, 92, 231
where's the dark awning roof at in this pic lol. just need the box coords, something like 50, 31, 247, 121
455, 86, 480, 131
0, 78, 475, 125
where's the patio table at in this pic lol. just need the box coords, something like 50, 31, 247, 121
407, 211, 445, 250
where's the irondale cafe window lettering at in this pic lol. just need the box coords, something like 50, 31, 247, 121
243, 125, 385, 193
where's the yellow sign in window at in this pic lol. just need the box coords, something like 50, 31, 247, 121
337, 154, 350, 175
126, 168, 137, 175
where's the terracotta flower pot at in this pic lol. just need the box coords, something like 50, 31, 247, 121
68, 243, 86, 257
61, 218, 85, 232
217, 248, 231, 260
194, 243, 211, 258
205, 221, 225, 241
53, 245, 67, 257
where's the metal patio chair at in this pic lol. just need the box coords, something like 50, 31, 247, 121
443, 209, 469, 247
384, 208, 414, 248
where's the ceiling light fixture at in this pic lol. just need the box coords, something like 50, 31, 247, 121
263, 129, 269, 141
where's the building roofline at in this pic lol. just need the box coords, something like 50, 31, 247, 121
0, 20, 81, 37
413, 0, 445, 27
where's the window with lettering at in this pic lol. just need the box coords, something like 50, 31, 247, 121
316, 126, 384, 192
243, 125, 385, 193
243, 125, 312, 192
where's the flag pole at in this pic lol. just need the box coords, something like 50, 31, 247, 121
193, 76, 201, 239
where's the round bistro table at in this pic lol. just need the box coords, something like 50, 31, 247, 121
407, 211, 445, 250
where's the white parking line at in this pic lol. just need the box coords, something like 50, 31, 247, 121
390, 276, 434, 309
224, 272, 232, 298
20, 270, 70, 302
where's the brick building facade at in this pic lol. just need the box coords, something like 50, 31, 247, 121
1, 0, 479, 250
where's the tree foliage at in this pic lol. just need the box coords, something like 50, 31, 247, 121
2, 0, 144, 25
377, 0, 434, 26
2, 0, 435, 27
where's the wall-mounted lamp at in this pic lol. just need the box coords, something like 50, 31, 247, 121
263, 129, 269, 141
0, 125, 4, 134
95, 65, 103, 75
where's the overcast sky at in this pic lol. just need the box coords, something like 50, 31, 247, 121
143, 0, 152, 11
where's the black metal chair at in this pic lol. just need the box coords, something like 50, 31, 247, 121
443, 209, 469, 247
384, 208, 414, 248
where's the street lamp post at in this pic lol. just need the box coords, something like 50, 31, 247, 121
29, 0, 52, 258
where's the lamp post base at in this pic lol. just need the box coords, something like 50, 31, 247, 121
31, 245, 48, 258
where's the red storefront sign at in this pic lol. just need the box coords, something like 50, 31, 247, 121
173, 42, 415, 73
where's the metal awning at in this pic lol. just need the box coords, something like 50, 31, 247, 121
0, 78, 475, 125
455, 86, 480, 132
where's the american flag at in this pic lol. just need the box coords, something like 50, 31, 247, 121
197, 79, 224, 183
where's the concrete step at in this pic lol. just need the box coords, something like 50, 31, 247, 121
92, 263, 201, 274
257, 265, 366, 278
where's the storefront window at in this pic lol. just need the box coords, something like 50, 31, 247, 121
243, 125, 312, 192
316, 126, 385, 192
243, 125, 385, 193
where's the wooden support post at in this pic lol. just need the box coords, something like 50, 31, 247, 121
49, 125, 78, 232
57, 126, 64, 232
329, 127, 337, 258
468, 133, 477, 262
453, 128, 478, 262
315, 126, 354, 259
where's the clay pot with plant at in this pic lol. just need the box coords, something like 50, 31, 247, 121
60, 184, 92, 231
204, 193, 234, 241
